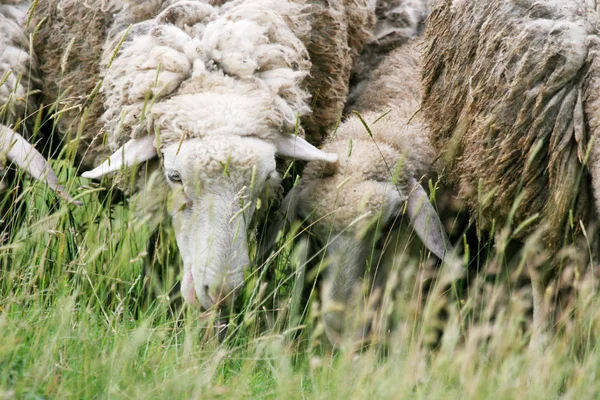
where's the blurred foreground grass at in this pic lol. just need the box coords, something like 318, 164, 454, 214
1, 165, 600, 399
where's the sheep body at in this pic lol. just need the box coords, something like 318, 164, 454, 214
300, 0, 437, 237
294, 41, 449, 345
31, 0, 375, 165
421, 0, 600, 340
100, 0, 312, 152
422, 0, 598, 251
299, 42, 435, 237
346, 0, 431, 109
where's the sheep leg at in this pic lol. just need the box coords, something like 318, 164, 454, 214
528, 263, 550, 351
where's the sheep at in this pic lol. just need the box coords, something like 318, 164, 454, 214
30, 0, 375, 311
267, 0, 452, 346
0, 0, 77, 203
31, 0, 374, 167
421, 0, 600, 339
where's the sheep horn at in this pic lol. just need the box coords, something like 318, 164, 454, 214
275, 134, 339, 163
1, 126, 82, 206
81, 135, 157, 180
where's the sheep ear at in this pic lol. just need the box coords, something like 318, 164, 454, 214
405, 179, 453, 261
1, 126, 81, 205
81, 135, 157, 180
276, 135, 338, 163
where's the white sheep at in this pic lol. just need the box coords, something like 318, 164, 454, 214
31, 0, 375, 310
267, 1, 452, 345
422, 0, 600, 340
0, 0, 77, 203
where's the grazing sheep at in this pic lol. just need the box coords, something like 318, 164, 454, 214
268, 0, 452, 343
0, 0, 77, 203
421, 0, 600, 338
31, 0, 375, 310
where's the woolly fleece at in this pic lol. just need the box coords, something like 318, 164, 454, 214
298, 40, 435, 237
31, 0, 375, 168
422, 0, 600, 252
0, 0, 38, 134
346, 0, 429, 110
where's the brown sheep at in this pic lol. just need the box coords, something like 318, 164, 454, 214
422, 0, 600, 341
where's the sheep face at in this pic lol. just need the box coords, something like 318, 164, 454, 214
269, 155, 451, 344
162, 136, 280, 310
82, 133, 337, 311
290, 178, 403, 344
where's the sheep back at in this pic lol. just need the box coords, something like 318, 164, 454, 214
31, 0, 374, 167
31, 0, 116, 167
346, 0, 429, 110
422, 0, 597, 249
30, 0, 235, 168
295, 0, 376, 145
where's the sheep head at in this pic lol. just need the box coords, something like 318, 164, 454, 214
82, 132, 337, 309
291, 133, 452, 264
264, 133, 452, 344
79, 0, 337, 310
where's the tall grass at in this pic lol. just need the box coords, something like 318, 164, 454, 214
1, 158, 600, 399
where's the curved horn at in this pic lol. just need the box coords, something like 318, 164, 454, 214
1, 126, 81, 206
275, 134, 339, 163
81, 135, 157, 180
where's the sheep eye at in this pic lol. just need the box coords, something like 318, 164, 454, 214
167, 171, 182, 183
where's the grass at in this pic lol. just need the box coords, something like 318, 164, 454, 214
1, 161, 600, 399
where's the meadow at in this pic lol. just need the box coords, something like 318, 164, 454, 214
1, 3, 599, 395
2, 153, 600, 399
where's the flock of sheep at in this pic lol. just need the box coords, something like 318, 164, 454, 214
1, 0, 599, 347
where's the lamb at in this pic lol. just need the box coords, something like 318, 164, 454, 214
30, 0, 375, 310
421, 0, 600, 337
268, 0, 452, 345
0, 0, 77, 203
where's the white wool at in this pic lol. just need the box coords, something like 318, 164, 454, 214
148, 24, 202, 61
201, 18, 266, 78
0, 0, 36, 128
150, 91, 283, 142
101, 0, 312, 150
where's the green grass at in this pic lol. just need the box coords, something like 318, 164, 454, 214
1, 162, 600, 400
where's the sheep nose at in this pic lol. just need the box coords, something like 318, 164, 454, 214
202, 283, 237, 309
